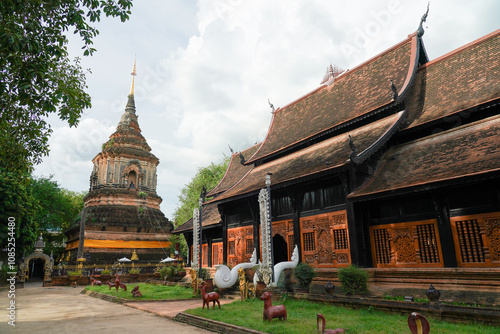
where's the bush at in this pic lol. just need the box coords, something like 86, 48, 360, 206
338, 265, 368, 295
67, 270, 82, 276
159, 266, 175, 279
129, 268, 141, 274
293, 262, 315, 288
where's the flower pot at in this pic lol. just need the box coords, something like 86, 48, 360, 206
255, 282, 266, 297
204, 278, 214, 292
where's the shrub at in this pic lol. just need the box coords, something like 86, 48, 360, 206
129, 268, 141, 274
338, 265, 368, 295
293, 262, 315, 288
159, 266, 175, 279
101, 269, 110, 275
67, 270, 82, 276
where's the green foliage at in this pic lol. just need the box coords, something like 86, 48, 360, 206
85, 283, 196, 300
100, 269, 110, 275
293, 263, 315, 288
338, 265, 369, 295
0, 172, 85, 262
30, 176, 85, 259
172, 155, 230, 227
67, 270, 82, 276
159, 266, 175, 280
0, 169, 38, 262
0, 0, 132, 173
129, 268, 141, 274
200, 267, 211, 280
167, 234, 188, 262
185, 298, 500, 334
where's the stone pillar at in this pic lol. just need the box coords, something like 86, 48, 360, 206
192, 207, 199, 269
258, 188, 272, 285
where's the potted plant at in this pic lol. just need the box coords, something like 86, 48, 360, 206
293, 262, 315, 293
67, 270, 82, 284
198, 268, 213, 291
176, 264, 186, 277
100, 269, 111, 281
129, 268, 141, 281
253, 265, 266, 297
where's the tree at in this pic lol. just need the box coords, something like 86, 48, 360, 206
172, 155, 230, 227
30, 176, 86, 259
0, 169, 38, 263
0, 0, 133, 173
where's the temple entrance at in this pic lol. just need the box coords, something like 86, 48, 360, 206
273, 234, 288, 263
28, 258, 45, 281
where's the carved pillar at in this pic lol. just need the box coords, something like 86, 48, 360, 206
192, 208, 199, 269
258, 188, 272, 284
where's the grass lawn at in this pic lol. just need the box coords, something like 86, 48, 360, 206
185, 297, 498, 334
85, 283, 196, 300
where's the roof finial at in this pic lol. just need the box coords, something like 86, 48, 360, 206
268, 98, 275, 114
417, 2, 430, 37
130, 56, 137, 96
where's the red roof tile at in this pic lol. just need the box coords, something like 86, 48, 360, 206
246, 34, 419, 164
405, 30, 500, 129
172, 203, 221, 233
209, 112, 405, 203
349, 114, 500, 200
207, 143, 260, 197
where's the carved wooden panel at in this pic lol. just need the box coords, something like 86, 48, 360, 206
450, 212, 500, 267
227, 226, 253, 267
300, 210, 350, 268
202, 244, 208, 267
370, 220, 444, 268
212, 242, 223, 266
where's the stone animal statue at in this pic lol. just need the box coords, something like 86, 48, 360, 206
200, 283, 220, 310
107, 280, 116, 290
90, 276, 102, 286
214, 248, 257, 289
317, 313, 345, 333
131, 285, 142, 297
260, 291, 287, 321
408, 312, 430, 334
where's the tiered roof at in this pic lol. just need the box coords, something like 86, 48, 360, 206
246, 33, 421, 164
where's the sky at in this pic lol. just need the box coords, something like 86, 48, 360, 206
34, 0, 500, 219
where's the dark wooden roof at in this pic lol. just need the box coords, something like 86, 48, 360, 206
172, 203, 222, 234
349, 114, 500, 200
207, 143, 260, 197
209, 111, 406, 203
405, 29, 500, 129
246, 33, 420, 164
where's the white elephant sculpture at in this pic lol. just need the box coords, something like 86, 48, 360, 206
213, 248, 257, 288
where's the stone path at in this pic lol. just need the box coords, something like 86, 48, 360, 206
0, 286, 222, 334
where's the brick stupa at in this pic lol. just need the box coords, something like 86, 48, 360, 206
64, 62, 173, 264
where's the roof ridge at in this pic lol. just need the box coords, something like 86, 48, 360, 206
420, 29, 500, 69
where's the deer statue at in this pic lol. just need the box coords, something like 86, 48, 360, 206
106, 280, 115, 290
408, 312, 430, 334
90, 276, 102, 286
200, 283, 220, 310
260, 291, 287, 321
131, 285, 142, 297
317, 313, 345, 334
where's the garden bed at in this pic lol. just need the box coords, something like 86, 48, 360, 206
182, 297, 500, 334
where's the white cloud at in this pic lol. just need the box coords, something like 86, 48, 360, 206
34, 0, 500, 218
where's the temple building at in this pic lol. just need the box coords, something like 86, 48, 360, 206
64, 63, 173, 264
173, 23, 500, 302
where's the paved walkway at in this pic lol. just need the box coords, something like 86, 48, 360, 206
0, 285, 229, 334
